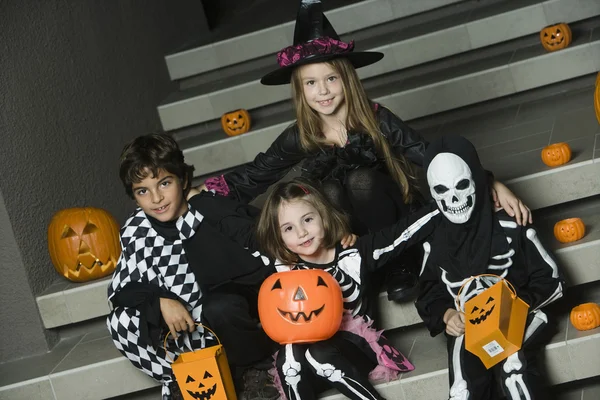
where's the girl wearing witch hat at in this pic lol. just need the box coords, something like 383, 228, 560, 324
202, 0, 531, 305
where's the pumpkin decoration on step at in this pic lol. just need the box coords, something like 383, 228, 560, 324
541, 142, 571, 167
258, 269, 343, 344
221, 109, 251, 136
570, 303, 600, 331
540, 23, 572, 52
47, 207, 120, 282
554, 217, 585, 243
594, 72, 600, 125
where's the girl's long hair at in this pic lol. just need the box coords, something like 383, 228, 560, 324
291, 57, 417, 203
256, 178, 350, 265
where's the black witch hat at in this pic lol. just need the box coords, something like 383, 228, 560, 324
260, 0, 384, 86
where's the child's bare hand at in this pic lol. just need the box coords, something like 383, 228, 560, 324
444, 309, 465, 337
341, 233, 358, 249
160, 298, 195, 338
491, 181, 532, 226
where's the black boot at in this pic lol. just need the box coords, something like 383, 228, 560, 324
386, 267, 418, 302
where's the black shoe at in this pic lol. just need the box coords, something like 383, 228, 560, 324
386, 268, 418, 302
241, 368, 280, 400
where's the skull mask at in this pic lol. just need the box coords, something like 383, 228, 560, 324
427, 153, 476, 224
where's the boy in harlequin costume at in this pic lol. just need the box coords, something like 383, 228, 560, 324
415, 136, 565, 400
106, 133, 281, 400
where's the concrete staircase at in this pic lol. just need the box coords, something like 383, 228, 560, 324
2, 0, 600, 398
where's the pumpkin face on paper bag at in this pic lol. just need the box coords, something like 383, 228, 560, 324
47, 207, 120, 282
258, 269, 343, 344
540, 23, 572, 52
570, 303, 600, 331
184, 370, 218, 400
221, 109, 251, 136
468, 295, 497, 325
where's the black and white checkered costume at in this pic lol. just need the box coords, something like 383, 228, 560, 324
106, 204, 205, 398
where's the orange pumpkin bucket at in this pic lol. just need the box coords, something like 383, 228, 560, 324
553, 218, 585, 243
165, 325, 237, 400
570, 303, 600, 331
258, 269, 343, 344
460, 275, 530, 369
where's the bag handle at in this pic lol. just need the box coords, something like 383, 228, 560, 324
163, 323, 221, 362
455, 274, 518, 309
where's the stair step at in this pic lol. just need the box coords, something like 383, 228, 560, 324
164, 0, 465, 81
158, 0, 600, 131
35, 191, 600, 333
9, 284, 600, 400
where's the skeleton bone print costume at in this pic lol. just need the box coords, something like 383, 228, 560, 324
272, 205, 440, 400
415, 136, 565, 400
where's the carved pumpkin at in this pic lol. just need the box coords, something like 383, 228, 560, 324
221, 109, 251, 136
570, 303, 600, 331
554, 217, 585, 243
540, 23, 572, 52
183, 370, 219, 400
258, 269, 343, 344
47, 207, 120, 282
594, 72, 600, 125
541, 142, 571, 167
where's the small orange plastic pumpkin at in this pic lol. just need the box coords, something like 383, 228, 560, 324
570, 303, 600, 331
258, 269, 343, 344
553, 217, 585, 243
540, 23, 572, 52
594, 72, 600, 125
541, 142, 571, 167
221, 109, 251, 136
47, 207, 120, 282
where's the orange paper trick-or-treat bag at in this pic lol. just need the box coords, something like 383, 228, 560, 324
462, 277, 530, 369
165, 325, 237, 400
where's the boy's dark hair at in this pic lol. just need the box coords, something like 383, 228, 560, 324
119, 133, 194, 199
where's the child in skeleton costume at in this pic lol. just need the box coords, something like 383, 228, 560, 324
106, 134, 279, 400
255, 178, 441, 400
415, 136, 565, 400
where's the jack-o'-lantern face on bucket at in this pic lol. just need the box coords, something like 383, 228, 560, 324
184, 371, 218, 400
468, 296, 496, 325
258, 269, 343, 344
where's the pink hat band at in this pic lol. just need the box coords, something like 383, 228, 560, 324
276, 36, 355, 67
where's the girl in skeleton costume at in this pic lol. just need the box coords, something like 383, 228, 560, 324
415, 136, 565, 400
107, 134, 279, 400
255, 178, 441, 400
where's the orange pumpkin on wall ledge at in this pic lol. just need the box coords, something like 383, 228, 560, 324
570, 303, 600, 331
47, 207, 120, 282
258, 269, 343, 344
540, 23, 572, 52
541, 142, 571, 167
221, 109, 251, 136
553, 217, 585, 243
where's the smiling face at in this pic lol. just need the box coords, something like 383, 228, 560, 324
469, 296, 496, 325
298, 62, 346, 118
184, 371, 218, 400
278, 199, 331, 264
132, 168, 188, 222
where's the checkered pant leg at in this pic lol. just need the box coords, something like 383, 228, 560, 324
107, 307, 175, 383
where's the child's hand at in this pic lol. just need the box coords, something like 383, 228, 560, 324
491, 181, 532, 226
341, 233, 358, 249
443, 309, 465, 337
160, 297, 195, 338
